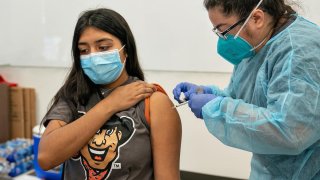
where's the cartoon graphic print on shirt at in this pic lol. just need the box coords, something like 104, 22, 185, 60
72, 114, 135, 180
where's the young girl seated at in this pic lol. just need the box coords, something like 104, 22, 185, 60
38, 8, 181, 180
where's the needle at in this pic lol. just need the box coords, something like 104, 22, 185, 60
172, 101, 189, 109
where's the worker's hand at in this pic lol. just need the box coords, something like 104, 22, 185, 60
173, 82, 212, 103
188, 94, 217, 119
105, 81, 156, 113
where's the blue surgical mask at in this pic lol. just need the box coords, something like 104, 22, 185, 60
217, 0, 264, 65
80, 45, 126, 84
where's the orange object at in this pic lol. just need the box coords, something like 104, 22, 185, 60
144, 84, 167, 126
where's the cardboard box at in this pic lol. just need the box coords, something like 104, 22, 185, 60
23, 88, 32, 139
10, 87, 25, 139
0, 84, 10, 143
23, 88, 36, 138
9, 86, 36, 139
30, 88, 36, 134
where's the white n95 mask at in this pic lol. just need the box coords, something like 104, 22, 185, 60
80, 45, 126, 85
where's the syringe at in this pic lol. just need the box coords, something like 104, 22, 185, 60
172, 101, 189, 109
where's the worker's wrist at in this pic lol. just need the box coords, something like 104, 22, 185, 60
200, 85, 213, 94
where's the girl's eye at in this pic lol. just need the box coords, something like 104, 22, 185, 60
99, 46, 110, 51
79, 49, 89, 55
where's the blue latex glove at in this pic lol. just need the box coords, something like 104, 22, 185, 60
188, 93, 217, 119
173, 82, 212, 103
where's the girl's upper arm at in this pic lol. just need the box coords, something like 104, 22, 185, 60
149, 91, 182, 180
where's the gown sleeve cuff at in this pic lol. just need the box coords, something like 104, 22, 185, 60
202, 96, 224, 120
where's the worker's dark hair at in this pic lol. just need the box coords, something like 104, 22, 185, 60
203, 0, 297, 28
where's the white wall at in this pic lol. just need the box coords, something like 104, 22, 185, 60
0, 66, 251, 179
0, 0, 234, 73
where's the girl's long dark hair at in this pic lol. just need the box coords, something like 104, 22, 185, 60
42, 8, 144, 123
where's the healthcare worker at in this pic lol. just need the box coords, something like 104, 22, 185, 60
173, 0, 320, 179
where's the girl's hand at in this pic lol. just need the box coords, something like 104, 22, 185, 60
104, 81, 156, 113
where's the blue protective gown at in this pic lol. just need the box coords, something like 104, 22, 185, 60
202, 15, 320, 180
